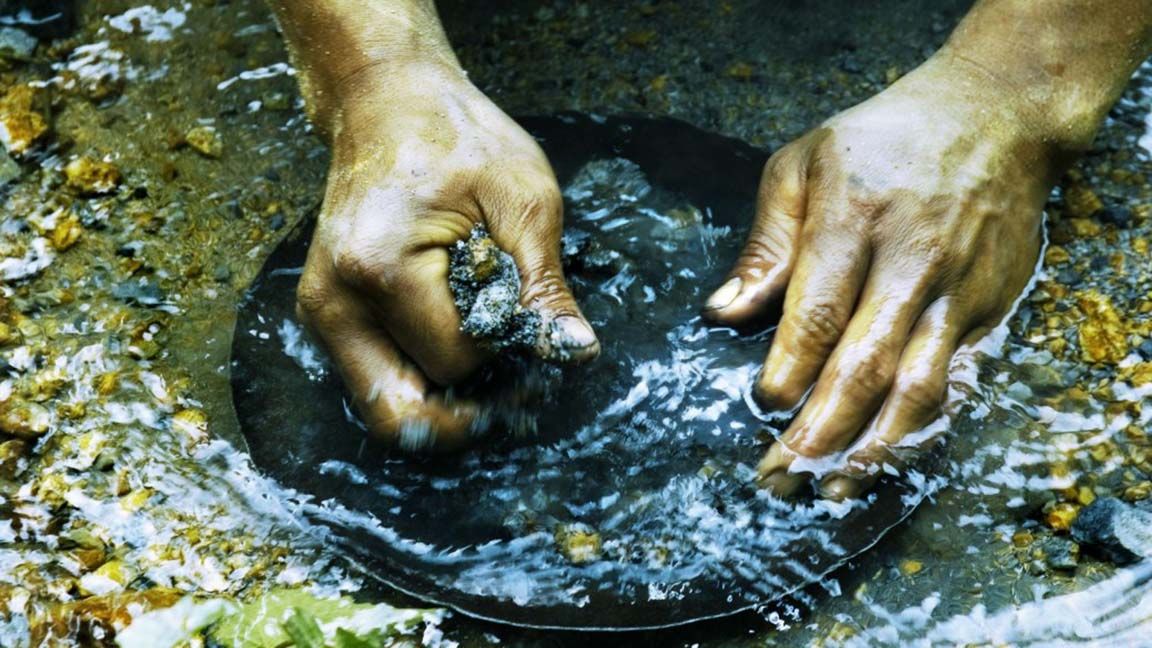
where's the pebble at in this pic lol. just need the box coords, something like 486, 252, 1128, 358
1036, 536, 1080, 571
171, 408, 209, 447
64, 156, 122, 195
1045, 501, 1081, 532
0, 84, 49, 156
1055, 268, 1081, 286
212, 263, 232, 283
1071, 497, 1152, 564
554, 523, 602, 564
185, 125, 223, 158
1100, 205, 1133, 228
0, 150, 20, 186
1076, 291, 1129, 364
1064, 185, 1104, 218
111, 281, 165, 307
0, 438, 27, 478
0, 26, 37, 60
0, 401, 51, 439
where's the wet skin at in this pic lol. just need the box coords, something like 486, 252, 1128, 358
269, 0, 1152, 494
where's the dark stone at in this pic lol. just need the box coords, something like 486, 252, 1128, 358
1038, 536, 1079, 570
1055, 268, 1081, 286
213, 263, 232, 283
220, 199, 243, 220
111, 280, 165, 307
269, 214, 286, 231
561, 228, 624, 277
1070, 497, 1152, 565
0, 151, 20, 187
1138, 339, 1152, 360
1020, 363, 1065, 395
1099, 205, 1133, 228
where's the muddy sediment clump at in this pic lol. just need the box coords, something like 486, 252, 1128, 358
448, 225, 541, 352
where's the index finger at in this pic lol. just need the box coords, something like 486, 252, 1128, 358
299, 290, 480, 450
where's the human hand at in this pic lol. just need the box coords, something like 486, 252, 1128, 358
704, 57, 1065, 499
295, 60, 598, 450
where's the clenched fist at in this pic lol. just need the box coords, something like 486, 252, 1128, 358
295, 60, 597, 449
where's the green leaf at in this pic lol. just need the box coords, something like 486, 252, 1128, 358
282, 608, 326, 648
332, 628, 384, 648
208, 588, 442, 647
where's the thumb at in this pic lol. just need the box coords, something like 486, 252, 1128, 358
487, 194, 600, 364
703, 145, 808, 326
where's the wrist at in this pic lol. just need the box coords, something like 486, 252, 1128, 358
925, 0, 1152, 156
926, 48, 1103, 155
271, 0, 463, 139
329, 58, 474, 144
898, 53, 1083, 169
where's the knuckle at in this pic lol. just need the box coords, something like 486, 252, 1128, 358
332, 243, 402, 293
523, 186, 562, 215
786, 428, 833, 458
893, 373, 945, 414
908, 232, 957, 271
834, 344, 896, 395
737, 236, 786, 270
760, 153, 793, 188
360, 402, 402, 441
295, 273, 333, 322
521, 264, 574, 313
789, 301, 845, 349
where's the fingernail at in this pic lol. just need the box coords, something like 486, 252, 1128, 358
819, 476, 860, 501
555, 315, 597, 348
758, 469, 805, 497
704, 277, 743, 311
543, 315, 600, 361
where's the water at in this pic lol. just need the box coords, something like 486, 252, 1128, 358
2, 0, 1152, 645
233, 122, 939, 629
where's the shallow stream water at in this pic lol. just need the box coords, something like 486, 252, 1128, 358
232, 118, 939, 630
2, 1, 1152, 646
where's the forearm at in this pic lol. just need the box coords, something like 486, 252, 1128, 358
266, 0, 461, 137
937, 0, 1152, 151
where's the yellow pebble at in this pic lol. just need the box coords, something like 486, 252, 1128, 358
725, 62, 755, 81
1046, 502, 1081, 532
900, 559, 923, 575
1011, 530, 1034, 547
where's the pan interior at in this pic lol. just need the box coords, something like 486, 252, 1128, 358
230, 114, 936, 630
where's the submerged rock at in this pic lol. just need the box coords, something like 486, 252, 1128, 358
448, 225, 540, 352
0, 401, 51, 439
185, 125, 222, 158
0, 26, 36, 60
554, 522, 602, 565
64, 155, 121, 195
0, 84, 49, 156
0, 150, 20, 186
1070, 497, 1152, 564
1037, 536, 1080, 571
